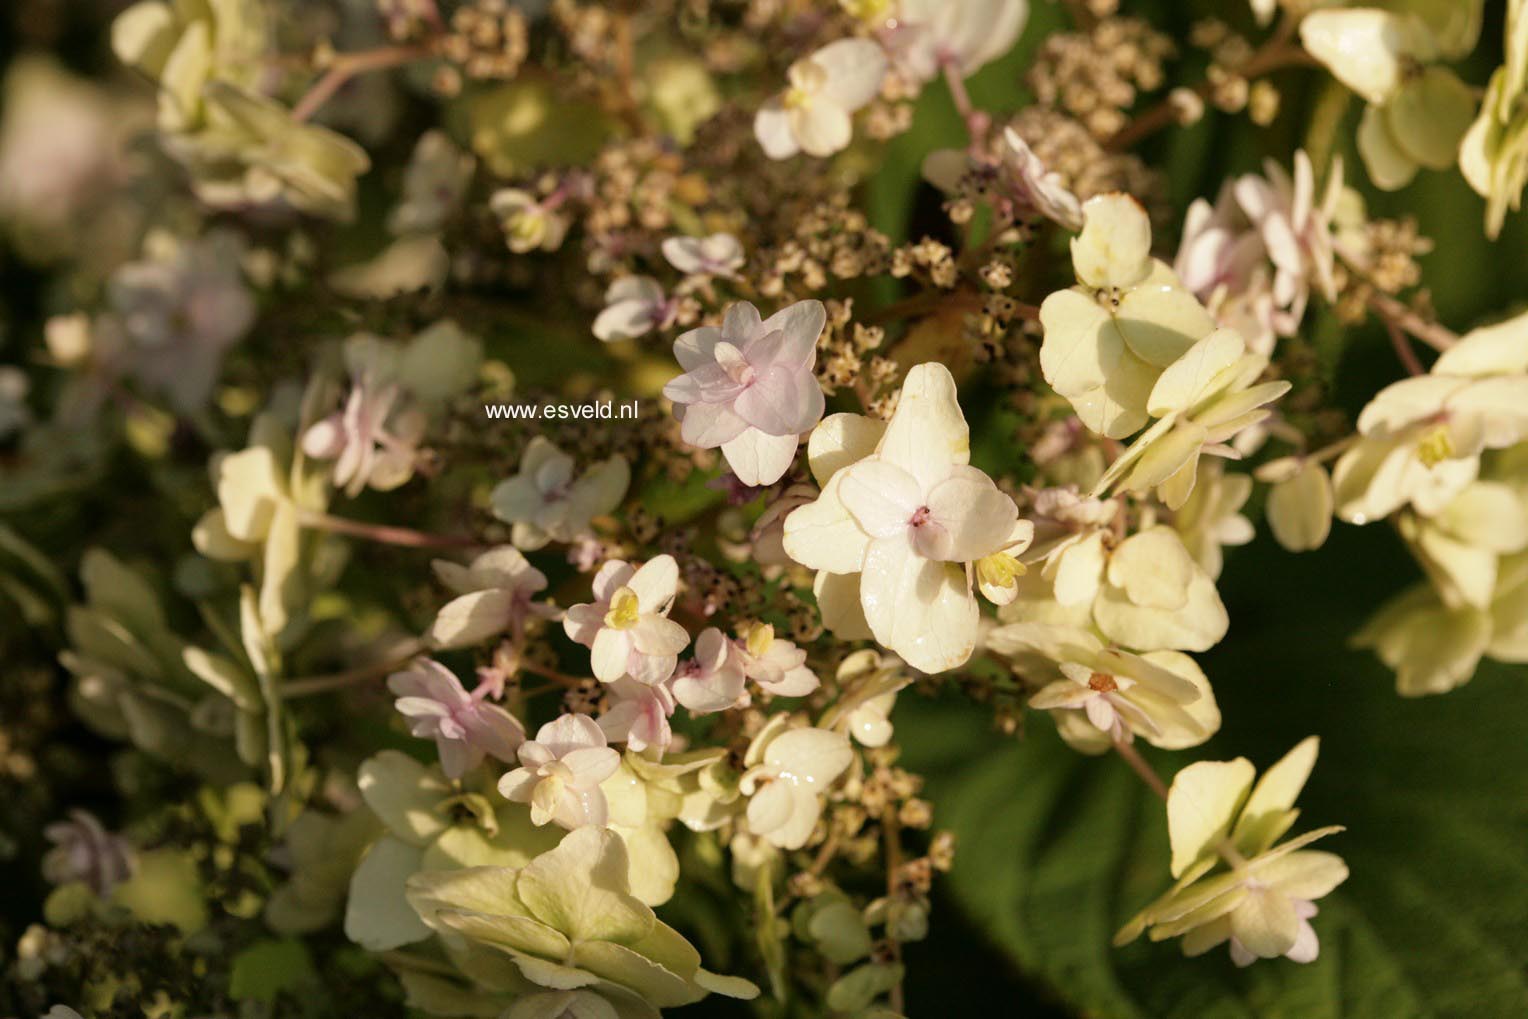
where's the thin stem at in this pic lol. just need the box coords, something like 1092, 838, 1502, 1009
282, 641, 428, 698
881, 805, 906, 1014
519, 660, 588, 689
941, 58, 989, 148
1113, 738, 1169, 801
298, 509, 481, 549
808, 830, 842, 879
291, 45, 430, 123
1384, 318, 1425, 376
1305, 433, 1358, 466
1115, 739, 1253, 872
1366, 289, 1456, 352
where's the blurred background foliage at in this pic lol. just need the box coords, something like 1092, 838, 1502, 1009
1, 0, 1526, 1016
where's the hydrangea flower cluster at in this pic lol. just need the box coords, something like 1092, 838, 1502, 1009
6, 0, 1528, 1016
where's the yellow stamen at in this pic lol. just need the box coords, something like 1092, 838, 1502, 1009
1416, 424, 1455, 468
745, 622, 775, 658
976, 552, 1026, 590
605, 587, 641, 629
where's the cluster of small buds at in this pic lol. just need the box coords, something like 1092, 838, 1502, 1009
861, 97, 916, 142
550, 0, 623, 70
584, 139, 699, 271
890, 237, 959, 288
815, 300, 886, 396
756, 196, 893, 296
1333, 216, 1434, 322
1027, 17, 1176, 139
438, 1, 530, 84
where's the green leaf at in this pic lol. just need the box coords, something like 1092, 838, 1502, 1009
229, 938, 318, 1003
902, 523, 1528, 1017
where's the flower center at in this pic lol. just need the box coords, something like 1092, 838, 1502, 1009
605, 586, 641, 629
1094, 285, 1125, 311
1416, 423, 1455, 468
841, 0, 891, 21
976, 551, 1025, 589
1088, 672, 1118, 693
713, 341, 755, 385
745, 622, 775, 658
909, 505, 932, 527
509, 211, 543, 244
784, 58, 826, 109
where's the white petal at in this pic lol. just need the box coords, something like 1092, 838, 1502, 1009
782, 472, 872, 574
1299, 10, 1416, 105
1072, 194, 1153, 290
839, 459, 923, 538
876, 362, 970, 492
721, 428, 800, 486
812, 38, 888, 110
860, 534, 978, 673
1166, 757, 1255, 877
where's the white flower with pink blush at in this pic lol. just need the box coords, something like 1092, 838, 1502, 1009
563, 555, 691, 684
783, 363, 1023, 673
387, 659, 525, 779
593, 275, 673, 342
671, 627, 748, 714
302, 362, 426, 498
497, 714, 621, 829
427, 546, 558, 650
734, 623, 820, 697
662, 233, 744, 278
597, 677, 677, 755
490, 437, 630, 550
1175, 151, 1343, 355
663, 299, 827, 487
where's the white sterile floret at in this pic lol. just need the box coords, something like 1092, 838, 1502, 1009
1176, 151, 1343, 353
755, 39, 888, 160
662, 232, 745, 277
1009, 524, 1230, 655
670, 627, 748, 714
782, 363, 1023, 673
497, 714, 622, 829
427, 545, 558, 649
1395, 455, 1528, 611
888, 0, 1030, 83
563, 555, 691, 684
490, 437, 630, 550
387, 658, 525, 779
491, 188, 569, 253
739, 716, 853, 849
1300, 8, 1479, 191
593, 275, 672, 342
1258, 457, 1334, 553
819, 650, 910, 748
921, 130, 1081, 230
733, 622, 820, 697
1040, 194, 1217, 438
1332, 321, 1528, 524
988, 622, 1219, 753
1354, 550, 1528, 696
597, 677, 677, 755
1173, 461, 1255, 580
1094, 327, 1290, 510
1115, 738, 1348, 968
